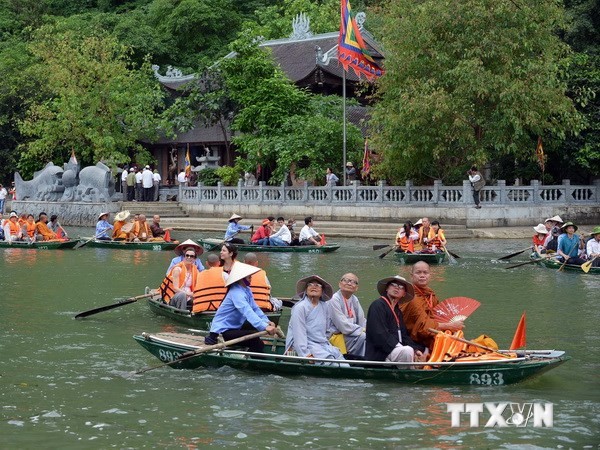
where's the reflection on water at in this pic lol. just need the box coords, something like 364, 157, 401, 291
0, 236, 598, 447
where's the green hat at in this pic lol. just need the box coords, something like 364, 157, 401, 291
591, 226, 600, 236
561, 222, 578, 232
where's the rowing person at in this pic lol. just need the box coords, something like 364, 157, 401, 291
557, 222, 585, 265
401, 262, 463, 351
365, 275, 427, 363
285, 275, 349, 366
204, 262, 277, 352
95, 212, 113, 241
224, 214, 252, 244
298, 216, 322, 246
327, 273, 366, 357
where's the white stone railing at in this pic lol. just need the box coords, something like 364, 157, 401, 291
172, 179, 600, 206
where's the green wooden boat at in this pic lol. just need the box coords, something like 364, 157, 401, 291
133, 331, 569, 386
147, 297, 282, 329
394, 251, 446, 264
538, 258, 600, 274
198, 238, 340, 253
83, 238, 177, 251
0, 239, 78, 250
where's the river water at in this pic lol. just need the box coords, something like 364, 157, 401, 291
1, 231, 598, 448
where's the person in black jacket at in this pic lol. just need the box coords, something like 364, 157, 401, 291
365, 275, 427, 363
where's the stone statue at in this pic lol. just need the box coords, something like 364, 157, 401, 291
14, 163, 65, 201
15, 160, 119, 203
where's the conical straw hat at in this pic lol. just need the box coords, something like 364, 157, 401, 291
225, 262, 260, 287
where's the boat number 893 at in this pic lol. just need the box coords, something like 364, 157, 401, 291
158, 349, 182, 362
469, 372, 504, 385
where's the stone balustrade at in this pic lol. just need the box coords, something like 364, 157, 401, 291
173, 179, 600, 206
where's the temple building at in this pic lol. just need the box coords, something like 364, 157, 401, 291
145, 12, 383, 184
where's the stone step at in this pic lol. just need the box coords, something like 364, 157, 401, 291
118, 202, 188, 217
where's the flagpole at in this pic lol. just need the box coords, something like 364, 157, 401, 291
342, 69, 347, 186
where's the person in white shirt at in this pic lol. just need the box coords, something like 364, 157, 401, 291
141, 166, 154, 202
153, 170, 162, 201
0, 184, 7, 214
177, 170, 187, 186
299, 216, 321, 246
269, 217, 292, 246
135, 169, 143, 201
120, 169, 128, 201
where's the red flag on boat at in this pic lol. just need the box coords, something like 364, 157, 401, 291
509, 312, 527, 350
361, 139, 371, 178
321, 233, 327, 245
338, 0, 384, 80
164, 229, 171, 243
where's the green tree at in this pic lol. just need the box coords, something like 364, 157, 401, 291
371, 0, 582, 185
18, 24, 165, 175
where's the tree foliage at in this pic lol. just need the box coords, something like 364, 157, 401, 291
371, 0, 582, 184
18, 25, 164, 175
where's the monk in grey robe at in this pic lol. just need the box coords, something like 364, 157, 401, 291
327, 273, 366, 357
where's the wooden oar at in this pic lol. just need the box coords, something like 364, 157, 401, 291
379, 245, 398, 259
135, 330, 270, 374
74, 233, 101, 250
442, 246, 457, 265
497, 246, 532, 261
505, 258, 543, 269
558, 257, 569, 272
582, 256, 598, 273
428, 328, 511, 358
74, 293, 154, 319
372, 244, 390, 250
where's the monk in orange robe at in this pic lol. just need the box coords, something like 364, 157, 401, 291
400, 261, 463, 351
35, 213, 58, 241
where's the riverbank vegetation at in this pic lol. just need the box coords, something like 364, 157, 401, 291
0, 0, 597, 185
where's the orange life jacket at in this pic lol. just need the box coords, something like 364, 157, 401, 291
192, 267, 227, 313
7, 220, 20, 236
249, 269, 272, 311
133, 221, 152, 240
25, 221, 36, 238
427, 229, 445, 250
396, 235, 414, 252
159, 263, 198, 304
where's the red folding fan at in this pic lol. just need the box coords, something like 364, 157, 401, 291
432, 297, 481, 324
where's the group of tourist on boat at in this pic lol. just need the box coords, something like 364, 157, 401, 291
224, 214, 326, 246
0, 210, 69, 242
530, 214, 600, 267
394, 217, 447, 254
95, 211, 177, 243
158, 238, 501, 367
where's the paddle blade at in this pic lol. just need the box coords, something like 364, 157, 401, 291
432, 297, 481, 324
373, 244, 390, 250
75, 298, 137, 319
379, 246, 396, 259
509, 312, 526, 350
498, 248, 528, 261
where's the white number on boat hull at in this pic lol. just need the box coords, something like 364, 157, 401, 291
307, 249, 323, 253
469, 372, 504, 385
158, 349, 182, 362
152, 245, 162, 251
